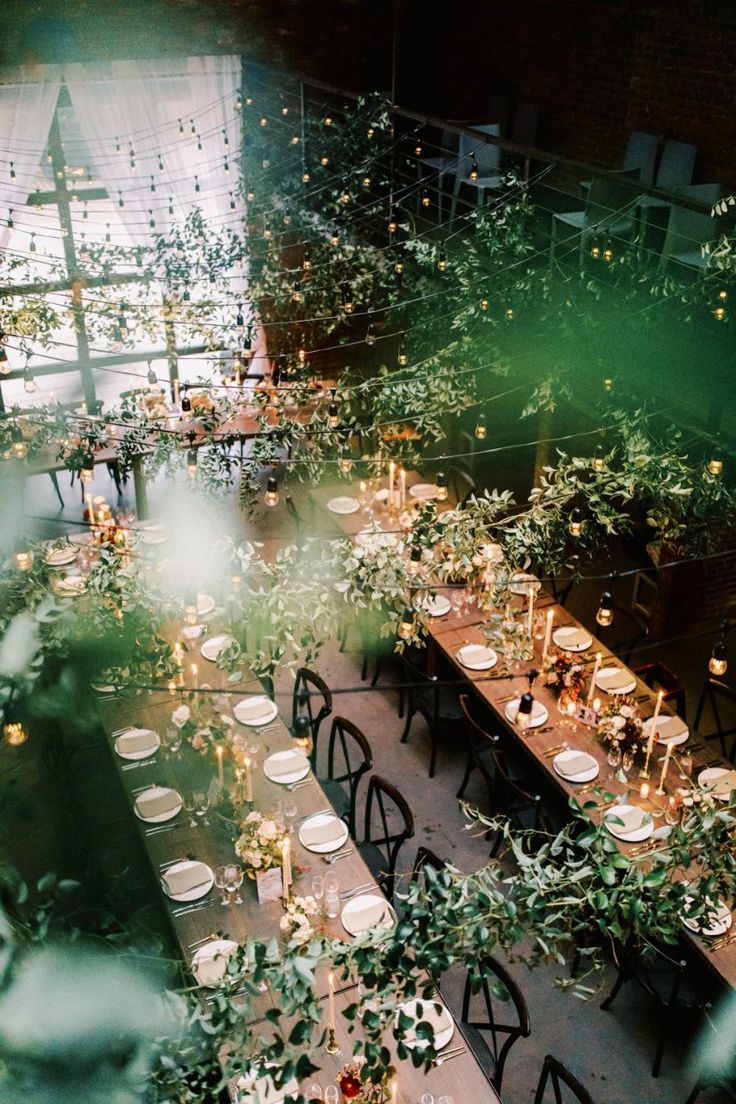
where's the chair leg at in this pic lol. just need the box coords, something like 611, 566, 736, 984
456, 747, 475, 799
48, 470, 64, 508
370, 658, 382, 688
450, 177, 461, 222
429, 733, 438, 779
600, 966, 627, 1011
401, 707, 415, 743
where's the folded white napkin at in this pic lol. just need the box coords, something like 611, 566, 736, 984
655, 716, 688, 741
459, 644, 492, 664
300, 817, 344, 847
346, 897, 390, 931
557, 751, 595, 775
598, 668, 633, 690
235, 697, 272, 721
117, 729, 157, 753
136, 789, 180, 818
162, 863, 210, 896
555, 627, 591, 648
606, 807, 645, 833
267, 752, 308, 778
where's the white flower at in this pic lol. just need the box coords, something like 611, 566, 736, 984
619, 705, 633, 718
612, 716, 626, 731
258, 820, 278, 841
171, 704, 191, 729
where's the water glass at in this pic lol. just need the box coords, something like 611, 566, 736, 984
621, 748, 635, 776
182, 790, 197, 827
324, 1087, 339, 1104
163, 727, 181, 758
225, 863, 244, 905
194, 791, 210, 828
215, 865, 229, 906
678, 750, 693, 780
421, 1095, 435, 1104
607, 744, 622, 770
280, 795, 298, 833
325, 887, 340, 919
304, 1085, 323, 1103
324, 872, 339, 895
311, 874, 324, 902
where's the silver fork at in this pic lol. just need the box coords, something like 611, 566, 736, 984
323, 848, 353, 865
433, 1046, 466, 1067
340, 882, 376, 900
145, 823, 181, 837
287, 779, 314, 792
298, 808, 331, 822
122, 759, 157, 771
173, 900, 216, 917
159, 856, 186, 870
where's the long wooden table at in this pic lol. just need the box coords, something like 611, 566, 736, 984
100, 653, 502, 1102
425, 587, 736, 991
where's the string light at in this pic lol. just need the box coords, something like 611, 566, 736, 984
181, 393, 192, 421
341, 285, 354, 314
80, 448, 95, 484
514, 692, 534, 729
435, 471, 448, 501
603, 376, 614, 393
480, 296, 489, 311
330, 224, 340, 246
186, 433, 198, 479
10, 424, 27, 459
603, 239, 614, 263
470, 158, 479, 182
303, 250, 312, 271
707, 440, 723, 476
592, 444, 605, 473
291, 281, 302, 303
12, 539, 33, 572
365, 322, 376, 346
398, 605, 416, 640
397, 344, 408, 366
362, 175, 371, 189
437, 247, 447, 273
474, 413, 487, 440
23, 362, 37, 394
421, 189, 431, 208
4, 721, 28, 746
568, 506, 583, 537
146, 361, 157, 388
408, 545, 423, 575
714, 289, 728, 322
595, 589, 614, 627
264, 475, 279, 507
709, 621, 732, 676
327, 392, 340, 429
590, 236, 601, 260
388, 210, 397, 234
338, 449, 353, 475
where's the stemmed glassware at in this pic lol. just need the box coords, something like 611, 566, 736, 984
194, 790, 210, 828
225, 863, 244, 905
182, 790, 197, 828
215, 865, 229, 906
162, 726, 181, 759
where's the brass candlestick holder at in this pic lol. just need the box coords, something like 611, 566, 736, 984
325, 1026, 340, 1054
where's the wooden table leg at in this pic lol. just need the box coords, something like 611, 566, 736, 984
132, 455, 149, 520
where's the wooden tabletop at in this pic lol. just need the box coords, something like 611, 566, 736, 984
309, 473, 457, 540
426, 588, 736, 990
100, 634, 502, 1099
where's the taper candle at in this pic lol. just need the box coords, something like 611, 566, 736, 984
191, 662, 198, 689
542, 608, 554, 662
399, 468, 407, 509
587, 652, 602, 703
216, 744, 224, 786
388, 460, 396, 498
281, 837, 291, 899
328, 970, 336, 1030
657, 742, 673, 795
527, 587, 535, 640
86, 493, 95, 526
243, 755, 253, 801
647, 691, 664, 759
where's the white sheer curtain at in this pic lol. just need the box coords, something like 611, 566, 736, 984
0, 66, 61, 249
64, 56, 266, 373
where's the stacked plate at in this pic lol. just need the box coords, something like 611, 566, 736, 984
642, 715, 689, 747
409, 483, 438, 500
509, 572, 541, 596
192, 938, 239, 987
134, 785, 182, 823
263, 749, 310, 785
603, 804, 653, 843
552, 749, 599, 783
395, 998, 454, 1051
504, 699, 549, 728
595, 666, 637, 695
54, 575, 86, 596
161, 859, 214, 901
200, 633, 236, 661
233, 696, 278, 727
114, 727, 160, 760
682, 896, 733, 939
552, 626, 592, 653
197, 593, 216, 617
341, 893, 396, 937
698, 766, 736, 801
327, 496, 360, 515
456, 643, 497, 670
298, 812, 349, 854
44, 543, 78, 567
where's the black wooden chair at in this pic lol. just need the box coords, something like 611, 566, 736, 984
600, 936, 716, 1077
534, 1054, 596, 1104
694, 678, 736, 761
399, 650, 463, 777
292, 667, 333, 763
321, 716, 372, 838
461, 954, 531, 1094
449, 465, 476, 507
634, 661, 687, 721
361, 775, 415, 901
410, 845, 447, 884
682, 1007, 736, 1103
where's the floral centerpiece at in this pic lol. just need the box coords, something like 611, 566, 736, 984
235, 810, 287, 873
171, 697, 235, 757
279, 895, 321, 945
543, 650, 586, 699
597, 696, 643, 754
334, 1063, 391, 1104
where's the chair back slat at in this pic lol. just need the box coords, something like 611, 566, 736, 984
326, 716, 372, 837
363, 775, 414, 897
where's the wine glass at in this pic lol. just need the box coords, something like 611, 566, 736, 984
225, 863, 244, 905
182, 790, 197, 828
324, 871, 339, 895
215, 865, 229, 906
304, 1085, 323, 1103
280, 795, 298, 833
162, 727, 181, 758
621, 748, 635, 777
194, 791, 210, 828
607, 744, 623, 771
678, 749, 693, 781
311, 874, 324, 902
324, 1087, 339, 1104
421, 1095, 435, 1104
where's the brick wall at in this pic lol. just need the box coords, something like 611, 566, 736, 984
649, 547, 736, 638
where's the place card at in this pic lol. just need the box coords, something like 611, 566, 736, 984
575, 704, 600, 728
255, 867, 283, 904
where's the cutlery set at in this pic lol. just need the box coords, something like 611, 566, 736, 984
323, 848, 354, 864
122, 758, 157, 771
287, 778, 314, 792
709, 931, 736, 953
629, 839, 669, 857
523, 725, 554, 738
542, 743, 568, 758
188, 932, 221, 950
145, 822, 183, 837
298, 807, 330, 822
340, 882, 376, 901
432, 1044, 467, 1067
173, 899, 217, 918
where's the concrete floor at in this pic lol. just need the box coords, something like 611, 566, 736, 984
5, 463, 735, 1104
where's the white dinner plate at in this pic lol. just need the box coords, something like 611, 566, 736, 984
160, 859, 214, 902
192, 938, 239, 986
409, 483, 438, 500
595, 665, 637, 696
456, 643, 498, 671
197, 593, 216, 616
114, 727, 160, 761
45, 545, 78, 567
374, 488, 390, 502
424, 594, 451, 617
341, 893, 396, 937
233, 696, 279, 727
327, 496, 361, 515
263, 750, 310, 785
396, 998, 454, 1052
200, 634, 236, 662
604, 804, 653, 843
698, 767, 736, 801
509, 572, 541, 596
298, 812, 350, 854
505, 699, 549, 728
642, 715, 689, 747
552, 626, 592, 653
355, 529, 397, 549
133, 785, 183, 824
552, 749, 600, 783
682, 896, 733, 938
92, 683, 117, 695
